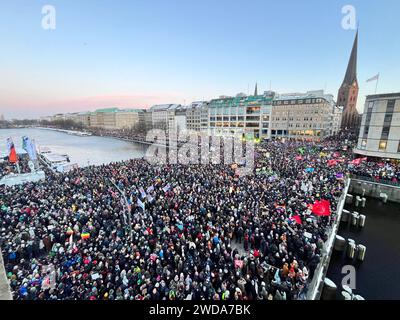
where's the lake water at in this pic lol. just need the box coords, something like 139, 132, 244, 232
326, 197, 400, 300
0, 128, 147, 167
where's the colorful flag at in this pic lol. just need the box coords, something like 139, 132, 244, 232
336, 173, 344, 180
295, 156, 303, 161
8, 139, 18, 164
305, 167, 315, 173
22, 136, 38, 161
146, 185, 154, 193
162, 183, 171, 192
350, 157, 367, 165
127, 196, 133, 211
290, 215, 302, 225
137, 198, 145, 210
298, 147, 305, 155
81, 232, 90, 240
146, 194, 154, 203
6, 137, 13, 154
312, 200, 331, 216
328, 159, 337, 166
275, 204, 286, 211
139, 187, 146, 199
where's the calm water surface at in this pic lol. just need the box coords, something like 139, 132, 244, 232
0, 128, 146, 167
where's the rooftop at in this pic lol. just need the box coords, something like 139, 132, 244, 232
366, 92, 400, 100
274, 90, 335, 104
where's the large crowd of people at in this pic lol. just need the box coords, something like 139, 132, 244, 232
0, 132, 398, 300
0, 154, 31, 179
349, 160, 400, 185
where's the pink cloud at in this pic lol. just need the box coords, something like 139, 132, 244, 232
1, 92, 188, 117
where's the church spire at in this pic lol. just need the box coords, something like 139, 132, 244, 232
342, 30, 358, 86
254, 82, 258, 96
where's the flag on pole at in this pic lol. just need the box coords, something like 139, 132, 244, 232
137, 198, 145, 210
290, 215, 302, 225
366, 73, 379, 82
139, 187, 146, 199
327, 159, 338, 166
22, 136, 38, 161
146, 194, 154, 203
6, 137, 13, 154
81, 232, 90, 240
7, 138, 18, 164
312, 200, 331, 216
350, 157, 367, 165
336, 173, 345, 180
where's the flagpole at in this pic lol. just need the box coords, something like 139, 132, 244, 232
375, 73, 379, 94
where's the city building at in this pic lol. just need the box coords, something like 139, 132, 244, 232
75, 112, 91, 127
355, 92, 400, 159
0, 114, 5, 121
143, 110, 153, 132
46, 108, 144, 130
271, 90, 342, 141
337, 31, 361, 131
148, 104, 187, 132
149, 104, 175, 131
168, 104, 187, 133
206, 91, 274, 139
186, 101, 208, 131
40, 88, 342, 141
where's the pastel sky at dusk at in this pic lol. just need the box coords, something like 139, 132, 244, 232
1, 0, 399, 119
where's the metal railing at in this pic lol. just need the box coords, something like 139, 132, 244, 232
305, 178, 350, 300
0, 251, 12, 300
350, 174, 400, 188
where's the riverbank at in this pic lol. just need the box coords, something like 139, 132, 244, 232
35, 126, 92, 136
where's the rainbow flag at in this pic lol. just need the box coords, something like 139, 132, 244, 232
81, 232, 90, 240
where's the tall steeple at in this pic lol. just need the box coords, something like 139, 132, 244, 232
338, 30, 360, 131
342, 30, 358, 86
254, 82, 258, 96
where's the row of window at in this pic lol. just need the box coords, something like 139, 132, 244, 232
209, 116, 269, 122
272, 123, 323, 129
360, 139, 400, 153
274, 98, 324, 105
209, 122, 264, 128
273, 109, 326, 116
273, 117, 322, 121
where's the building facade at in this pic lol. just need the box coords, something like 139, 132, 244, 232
337, 31, 360, 131
207, 92, 274, 139
271, 90, 341, 140
150, 104, 176, 131
355, 92, 400, 159
186, 101, 208, 131
51, 108, 143, 130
